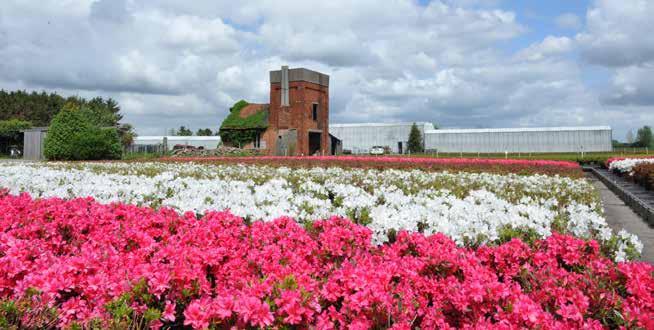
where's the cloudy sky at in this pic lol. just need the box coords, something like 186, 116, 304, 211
1, 0, 652, 139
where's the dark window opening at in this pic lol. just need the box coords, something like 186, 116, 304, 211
312, 103, 318, 121
254, 132, 261, 148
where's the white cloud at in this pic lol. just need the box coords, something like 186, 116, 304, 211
574, 0, 654, 118
576, 0, 654, 67
0, 0, 649, 138
516, 36, 574, 61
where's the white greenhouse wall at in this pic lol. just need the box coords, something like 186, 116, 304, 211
134, 136, 222, 150
424, 127, 612, 153
330, 123, 435, 154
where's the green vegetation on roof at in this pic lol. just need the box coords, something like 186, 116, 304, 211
220, 100, 269, 130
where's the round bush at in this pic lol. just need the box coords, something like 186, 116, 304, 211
43, 103, 89, 160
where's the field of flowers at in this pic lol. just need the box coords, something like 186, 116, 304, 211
0, 159, 652, 329
0, 161, 642, 258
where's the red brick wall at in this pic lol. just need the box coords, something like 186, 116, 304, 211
268, 80, 329, 155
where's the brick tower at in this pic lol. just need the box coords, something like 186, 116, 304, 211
267, 66, 330, 156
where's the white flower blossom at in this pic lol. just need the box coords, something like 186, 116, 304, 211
0, 161, 642, 260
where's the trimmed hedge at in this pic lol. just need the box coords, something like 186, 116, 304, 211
43, 103, 90, 160
70, 127, 122, 160
44, 102, 122, 160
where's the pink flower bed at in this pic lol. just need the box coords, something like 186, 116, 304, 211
1, 191, 652, 329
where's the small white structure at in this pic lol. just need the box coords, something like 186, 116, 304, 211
133, 136, 222, 151
21, 127, 49, 160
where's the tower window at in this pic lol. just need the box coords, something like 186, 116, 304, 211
312, 103, 318, 121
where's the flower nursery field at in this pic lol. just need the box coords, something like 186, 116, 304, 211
0, 158, 652, 329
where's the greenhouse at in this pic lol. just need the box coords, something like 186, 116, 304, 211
424, 126, 612, 153
330, 122, 435, 154
330, 124, 612, 154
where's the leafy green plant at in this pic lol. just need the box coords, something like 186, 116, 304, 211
70, 127, 122, 160
219, 100, 268, 147
44, 102, 90, 160
0, 119, 32, 139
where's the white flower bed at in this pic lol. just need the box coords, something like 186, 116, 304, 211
609, 158, 654, 175
0, 161, 642, 259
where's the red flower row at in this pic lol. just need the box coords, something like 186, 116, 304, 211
0, 191, 651, 329
158, 155, 582, 177
165, 155, 580, 168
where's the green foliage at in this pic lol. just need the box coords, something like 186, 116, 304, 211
176, 126, 193, 136
220, 129, 261, 148
0, 90, 135, 148
635, 125, 653, 148
196, 128, 213, 136
220, 100, 269, 129
407, 122, 424, 154
44, 103, 122, 160
118, 123, 136, 147
44, 103, 90, 160
0, 119, 32, 138
70, 127, 122, 160
0, 119, 32, 152
219, 100, 268, 147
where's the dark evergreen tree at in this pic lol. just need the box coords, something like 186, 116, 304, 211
196, 128, 213, 136
407, 122, 424, 154
636, 126, 653, 148
177, 126, 193, 136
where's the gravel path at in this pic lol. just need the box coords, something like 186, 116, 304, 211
586, 174, 654, 264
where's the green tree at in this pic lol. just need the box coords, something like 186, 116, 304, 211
117, 123, 136, 147
0, 119, 32, 140
196, 128, 213, 136
0, 90, 136, 150
635, 126, 653, 148
177, 126, 193, 136
70, 127, 122, 160
43, 103, 90, 160
407, 122, 424, 154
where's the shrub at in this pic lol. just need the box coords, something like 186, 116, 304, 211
43, 102, 90, 160
632, 163, 654, 190
44, 102, 122, 160
70, 127, 122, 160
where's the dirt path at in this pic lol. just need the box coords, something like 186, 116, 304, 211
586, 174, 654, 264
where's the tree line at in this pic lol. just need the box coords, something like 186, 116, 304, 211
0, 90, 135, 158
173, 126, 217, 136
618, 126, 653, 149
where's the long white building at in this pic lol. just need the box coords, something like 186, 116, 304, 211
133, 136, 222, 150
330, 122, 435, 154
330, 124, 612, 154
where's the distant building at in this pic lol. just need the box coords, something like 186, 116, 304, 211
133, 136, 222, 151
424, 126, 612, 153
330, 122, 435, 154
219, 66, 340, 155
330, 124, 612, 154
